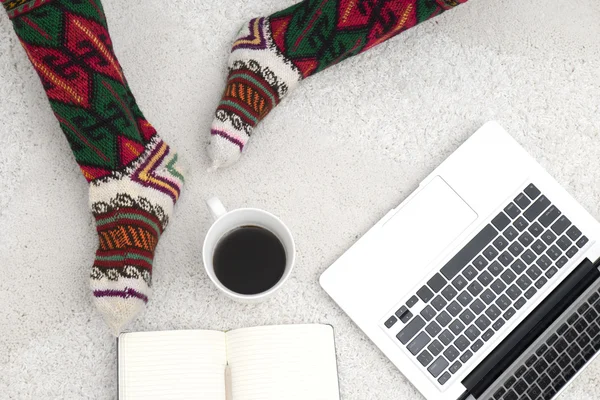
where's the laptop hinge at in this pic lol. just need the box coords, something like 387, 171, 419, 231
461, 257, 599, 398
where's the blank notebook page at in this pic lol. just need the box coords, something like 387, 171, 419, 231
118, 330, 227, 400
226, 325, 340, 400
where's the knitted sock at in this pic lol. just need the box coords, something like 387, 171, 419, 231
2, 0, 184, 335
209, 0, 468, 168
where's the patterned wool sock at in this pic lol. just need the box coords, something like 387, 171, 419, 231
2, 0, 184, 335
209, 0, 468, 168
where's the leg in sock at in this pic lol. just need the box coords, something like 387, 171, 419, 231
209, 0, 468, 168
2, 0, 184, 334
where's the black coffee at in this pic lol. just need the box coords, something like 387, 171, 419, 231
213, 225, 286, 295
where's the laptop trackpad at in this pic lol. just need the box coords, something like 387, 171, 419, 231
382, 177, 477, 288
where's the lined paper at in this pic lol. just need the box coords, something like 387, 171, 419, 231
226, 325, 340, 400
118, 330, 227, 400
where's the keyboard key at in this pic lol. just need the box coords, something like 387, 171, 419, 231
465, 325, 481, 341
557, 323, 568, 335
396, 316, 426, 344
478, 271, 494, 287
426, 321, 442, 337
538, 373, 551, 389
515, 297, 527, 310
589, 292, 599, 305
470, 299, 486, 315
566, 225, 582, 241
427, 356, 449, 378
400, 311, 413, 323
408, 332, 432, 355
566, 245, 579, 258
470, 339, 483, 352
535, 276, 548, 289
536, 255, 552, 270
449, 360, 463, 374
442, 285, 458, 301
499, 251, 515, 266
510, 259, 527, 274
529, 221, 544, 237
482, 328, 494, 341
515, 366, 527, 378
446, 301, 462, 317
491, 279, 507, 295
526, 266, 542, 280
527, 384, 542, 399
525, 355, 537, 367
536, 344, 548, 357
481, 289, 496, 304
504, 376, 517, 388
504, 390, 518, 400
457, 291, 473, 307
449, 320, 466, 335
492, 211, 511, 230
503, 307, 516, 320
488, 261, 504, 276
524, 195, 551, 221
584, 309, 599, 324
541, 230, 557, 245
515, 193, 532, 209
546, 245, 561, 260
395, 306, 409, 319
524, 369, 538, 384
551, 215, 571, 235
460, 350, 473, 363
468, 281, 484, 296
475, 315, 491, 330
432, 295, 447, 311
514, 379, 528, 395
439, 329, 455, 345
501, 269, 517, 284
459, 309, 476, 325
504, 226, 519, 241
438, 371, 451, 385
522, 249, 536, 265
483, 245, 499, 261
421, 305, 437, 321
507, 284, 522, 300
385, 316, 398, 328
508, 243, 524, 257
504, 202, 520, 219
524, 184, 541, 199
473, 255, 489, 271
407, 295, 419, 308
577, 236, 589, 248
417, 286, 434, 302
452, 275, 468, 291
496, 294, 511, 310
444, 345, 459, 362
524, 286, 537, 299
486, 305, 501, 321
428, 273, 447, 292
517, 275, 533, 290
566, 329, 578, 343
492, 318, 505, 331
540, 205, 561, 227
454, 335, 470, 351
441, 224, 498, 280
513, 217, 529, 231
532, 239, 547, 255
557, 235, 571, 251
493, 387, 506, 399
417, 349, 434, 367
436, 311, 452, 327
463, 265, 478, 281
427, 340, 444, 357
546, 267, 558, 279
518, 231, 534, 247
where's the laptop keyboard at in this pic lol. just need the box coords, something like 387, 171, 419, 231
487, 287, 600, 400
383, 184, 590, 387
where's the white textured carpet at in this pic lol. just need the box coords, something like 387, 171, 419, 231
1, 0, 599, 398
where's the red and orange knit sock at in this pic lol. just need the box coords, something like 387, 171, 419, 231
2, 0, 184, 335
208, 0, 468, 168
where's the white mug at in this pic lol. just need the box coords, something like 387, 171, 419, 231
202, 197, 296, 303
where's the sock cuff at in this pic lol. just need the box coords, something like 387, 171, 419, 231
2, 0, 52, 19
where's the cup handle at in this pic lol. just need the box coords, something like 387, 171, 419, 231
207, 197, 227, 220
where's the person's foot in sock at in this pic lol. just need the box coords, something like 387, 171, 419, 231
208, 0, 468, 168
2, 0, 184, 335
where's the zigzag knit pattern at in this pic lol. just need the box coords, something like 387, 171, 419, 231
208, 0, 468, 168
2, 0, 184, 335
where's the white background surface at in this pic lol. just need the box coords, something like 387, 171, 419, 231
1, 0, 599, 398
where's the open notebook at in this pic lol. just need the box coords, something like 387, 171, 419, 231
118, 324, 340, 400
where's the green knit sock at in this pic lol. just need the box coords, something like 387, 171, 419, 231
2, 0, 185, 335
208, 0, 468, 168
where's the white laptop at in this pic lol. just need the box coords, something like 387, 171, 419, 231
320, 122, 600, 400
